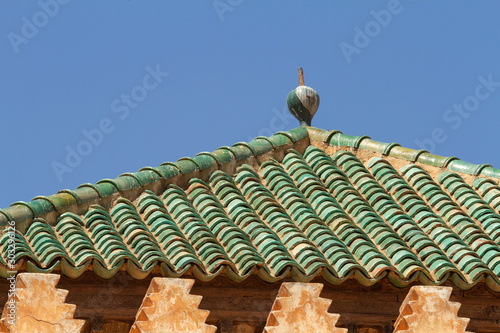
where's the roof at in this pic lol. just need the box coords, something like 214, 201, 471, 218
2, 126, 500, 291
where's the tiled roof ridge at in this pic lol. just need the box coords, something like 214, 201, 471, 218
308, 127, 500, 179
0, 127, 309, 233
3, 126, 499, 233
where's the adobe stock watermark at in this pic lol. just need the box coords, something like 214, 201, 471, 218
51, 64, 170, 182
5, 220, 17, 326
245, 105, 296, 142
79, 273, 134, 311
415, 74, 500, 153
7, 0, 71, 54
213, 0, 243, 21
339, 0, 407, 64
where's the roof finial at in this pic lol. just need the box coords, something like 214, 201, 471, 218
287, 67, 320, 127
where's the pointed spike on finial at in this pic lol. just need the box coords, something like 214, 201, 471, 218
298, 67, 304, 86
287, 67, 320, 127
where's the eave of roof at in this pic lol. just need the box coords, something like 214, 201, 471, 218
2, 127, 500, 291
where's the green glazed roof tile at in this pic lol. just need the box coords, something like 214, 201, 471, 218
2, 126, 500, 290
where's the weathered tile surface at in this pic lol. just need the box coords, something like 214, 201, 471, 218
130, 278, 216, 333
0, 273, 85, 332
394, 286, 472, 333
264, 282, 347, 333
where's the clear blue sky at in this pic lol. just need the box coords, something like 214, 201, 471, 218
1, 1, 500, 208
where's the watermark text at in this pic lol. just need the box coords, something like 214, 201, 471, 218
51, 64, 169, 182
